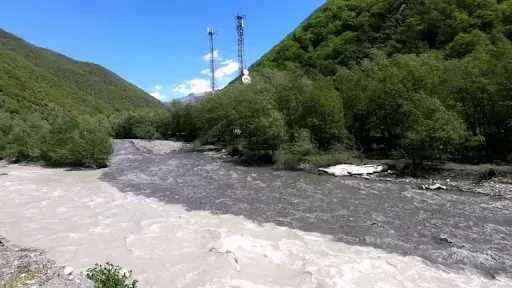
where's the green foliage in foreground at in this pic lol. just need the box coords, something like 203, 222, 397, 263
86, 263, 138, 288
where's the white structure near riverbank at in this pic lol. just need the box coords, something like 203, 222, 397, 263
319, 164, 386, 176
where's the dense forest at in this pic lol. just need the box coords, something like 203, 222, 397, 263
0, 29, 166, 167
170, 0, 512, 169
2, 0, 512, 170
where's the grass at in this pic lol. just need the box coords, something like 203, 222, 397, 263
304, 150, 363, 168
441, 163, 512, 173
3, 270, 39, 288
275, 148, 364, 172
86, 262, 138, 288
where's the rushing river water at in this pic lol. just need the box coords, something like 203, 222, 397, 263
0, 140, 511, 287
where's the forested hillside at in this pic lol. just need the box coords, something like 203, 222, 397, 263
169, 0, 512, 169
252, 0, 512, 74
0, 28, 163, 119
0, 28, 167, 167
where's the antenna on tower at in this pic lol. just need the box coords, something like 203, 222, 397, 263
236, 13, 246, 78
207, 27, 217, 93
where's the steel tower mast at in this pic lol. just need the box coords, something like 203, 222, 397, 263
207, 27, 216, 92
236, 13, 246, 77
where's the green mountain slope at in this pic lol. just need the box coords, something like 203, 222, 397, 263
215, 0, 512, 164
251, 0, 512, 75
0, 28, 163, 119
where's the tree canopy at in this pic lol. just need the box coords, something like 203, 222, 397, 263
183, 0, 512, 167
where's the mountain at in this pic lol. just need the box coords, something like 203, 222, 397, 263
251, 0, 512, 75
163, 92, 206, 107
177, 92, 205, 104
0, 28, 164, 120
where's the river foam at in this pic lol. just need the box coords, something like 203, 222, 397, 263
0, 164, 510, 287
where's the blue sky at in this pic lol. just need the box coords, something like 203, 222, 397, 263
1, 0, 325, 101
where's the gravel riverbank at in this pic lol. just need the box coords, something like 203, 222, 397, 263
0, 236, 91, 288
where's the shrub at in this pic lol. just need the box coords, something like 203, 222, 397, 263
305, 150, 362, 169
86, 262, 138, 288
110, 110, 171, 140
41, 115, 112, 167
0, 113, 49, 162
276, 129, 316, 169
398, 96, 466, 165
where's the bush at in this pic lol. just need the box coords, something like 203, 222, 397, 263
0, 112, 49, 162
276, 129, 316, 169
110, 109, 171, 140
0, 111, 113, 168
86, 262, 138, 288
41, 115, 112, 168
398, 96, 466, 165
305, 150, 362, 169
2, 116, 49, 162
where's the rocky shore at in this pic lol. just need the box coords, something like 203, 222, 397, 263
193, 142, 512, 199
0, 236, 91, 288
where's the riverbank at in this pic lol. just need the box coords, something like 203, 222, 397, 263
0, 236, 91, 288
186, 141, 512, 199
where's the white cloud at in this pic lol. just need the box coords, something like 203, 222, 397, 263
172, 78, 211, 95
172, 51, 239, 96
202, 50, 221, 61
154, 85, 162, 91
214, 60, 239, 79
150, 91, 166, 101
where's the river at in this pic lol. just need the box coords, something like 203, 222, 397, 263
0, 140, 511, 287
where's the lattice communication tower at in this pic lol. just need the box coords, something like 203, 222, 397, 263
207, 27, 216, 92
236, 13, 246, 77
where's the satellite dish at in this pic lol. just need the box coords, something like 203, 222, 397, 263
243, 69, 249, 76
242, 75, 251, 84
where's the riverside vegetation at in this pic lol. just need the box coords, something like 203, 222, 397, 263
168, 0, 512, 170
0, 28, 167, 168
2, 0, 512, 172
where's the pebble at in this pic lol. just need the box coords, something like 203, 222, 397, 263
63, 266, 73, 275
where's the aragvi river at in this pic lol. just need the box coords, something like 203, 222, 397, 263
0, 140, 510, 287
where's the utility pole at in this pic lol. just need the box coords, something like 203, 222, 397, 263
236, 13, 246, 77
207, 27, 216, 93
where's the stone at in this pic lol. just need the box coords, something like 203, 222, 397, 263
63, 266, 73, 275
420, 184, 447, 190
